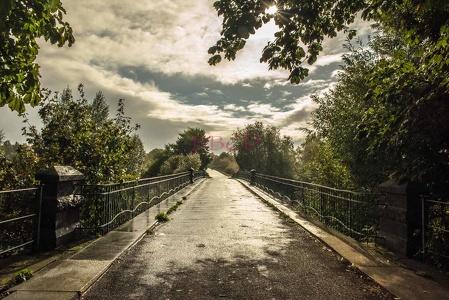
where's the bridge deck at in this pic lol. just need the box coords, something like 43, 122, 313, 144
6, 170, 449, 300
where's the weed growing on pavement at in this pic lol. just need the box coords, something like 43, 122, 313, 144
12, 269, 33, 284
167, 201, 183, 215
0, 269, 34, 297
348, 263, 359, 271
265, 201, 277, 210
155, 212, 169, 222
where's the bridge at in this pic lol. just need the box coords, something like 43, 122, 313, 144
1, 170, 449, 299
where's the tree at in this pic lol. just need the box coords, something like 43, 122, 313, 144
159, 153, 202, 175
0, 144, 41, 190
310, 24, 449, 194
310, 37, 394, 189
209, 0, 449, 84
231, 122, 296, 178
0, 0, 75, 112
209, 152, 239, 175
141, 148, 171, 178
90, 91, 109, 124
24, 84, 145, 183
169, 127, 211, 170
296, 133, 355, 189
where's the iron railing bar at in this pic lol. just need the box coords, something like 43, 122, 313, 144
0, 214, 36, 225
0, 187, 38, 194
256, 173, 377, 195
77, 174, 190, 196
0, 241, 34, 256
77, 172, 190, 188
256, 175, 379, 197
425, 199, 449, 205
90, 182, 190, 230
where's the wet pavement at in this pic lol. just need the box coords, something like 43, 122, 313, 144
81, 170, 394, 300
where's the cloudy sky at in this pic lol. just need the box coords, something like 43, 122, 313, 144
1, 0, 372, 152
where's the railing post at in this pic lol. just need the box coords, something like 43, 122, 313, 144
250, 169, 257, 185
35, 184, 44, 252
421, 195, 426, 260
34, 166, 85, 251
377, 179, 426, 257
189, 168, 194, 184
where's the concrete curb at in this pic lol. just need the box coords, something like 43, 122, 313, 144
237, 179, 449, 300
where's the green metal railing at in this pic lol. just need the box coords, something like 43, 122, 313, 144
237, 171, 380, 241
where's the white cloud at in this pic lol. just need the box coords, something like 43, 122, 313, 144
1, 1, 374, 151
224, 104, 246, 112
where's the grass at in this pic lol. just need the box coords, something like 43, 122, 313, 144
0, 268, 33, 296
155, 198, 185, 223
167, 201, 183, 215
155, 212, 169, 222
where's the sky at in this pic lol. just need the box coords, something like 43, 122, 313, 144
0, 0, 372, 152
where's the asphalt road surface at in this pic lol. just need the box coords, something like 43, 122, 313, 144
82, 170, 394, 300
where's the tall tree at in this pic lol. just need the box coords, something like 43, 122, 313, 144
231, 122, 296, 178
24, 84, 145, 183
296, 133, 355, 189
0, 0, 75, 112
91, 91, 109, 124
170, 127, 211, 170
311, 25, 449, 194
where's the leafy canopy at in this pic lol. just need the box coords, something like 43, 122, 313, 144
209, 0, 449, 83
24, 84, 145, 184
0, 0, 74, 112
231, 121, 296, 178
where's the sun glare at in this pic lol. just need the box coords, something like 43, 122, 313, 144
266, 5, 277, 14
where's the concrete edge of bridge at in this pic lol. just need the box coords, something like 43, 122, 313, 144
236, 178, 449, 300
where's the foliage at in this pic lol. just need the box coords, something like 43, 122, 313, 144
142, 148, 172, 178
23, 84, 145, 184
311, 23, 449, 194
12, 268, 33, 284
0, 0, 75, 112
0, 268, 33, 293
231, 122, 296, 178
155, 212, 169, 222
310, 38, 393, 190
143, 127, 211, 177
159, 155, 184, 175
296, 134, 355, 189
166, 200, 183, 215
209, 0, 449, 84
209, 152, 239, 175
0, 144, 41, 190
159, 153, 201, 175
90, 91, 109, 124
169, 127, 211, 170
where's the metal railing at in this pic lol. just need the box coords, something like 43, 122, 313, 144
78, 171, 204, 235
421, 196, 449, 268
237, 171, 380, 241
0, 187, 43, 257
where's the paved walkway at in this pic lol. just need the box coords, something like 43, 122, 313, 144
4, 178, 206, 300
82, 170, 394, 299
4, 170, 449, 299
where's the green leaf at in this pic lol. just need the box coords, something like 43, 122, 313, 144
208, 46, 217, 55
208, 54, 222, 65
